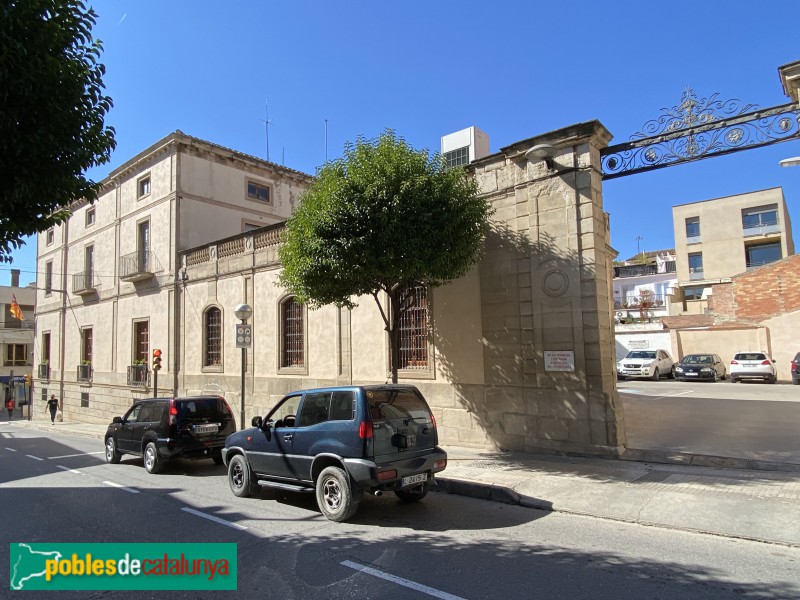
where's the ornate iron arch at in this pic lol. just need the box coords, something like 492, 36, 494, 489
601, 87, 800, 179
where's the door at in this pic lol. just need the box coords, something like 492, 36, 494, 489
247, 394, 302, 479
137, 221, 150, 272
117, 404, 143, 452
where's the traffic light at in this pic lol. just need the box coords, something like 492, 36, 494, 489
24, 374, 32, 386
152, 348, 162, 371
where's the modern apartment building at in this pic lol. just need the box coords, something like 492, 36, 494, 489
33, 131, 313, 420
671, 188, 794, 314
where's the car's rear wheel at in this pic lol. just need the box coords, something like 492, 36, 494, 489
768, 375, 777, 384
395, 481, 431, 503
730, 376, 738, 383
105, 436, 121, 464
316, 466, 359, 522
143, 442, 163, 474
651, 368, 659, 381
228, 454, 257, 498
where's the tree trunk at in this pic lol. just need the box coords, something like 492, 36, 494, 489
388, 289, 401, 383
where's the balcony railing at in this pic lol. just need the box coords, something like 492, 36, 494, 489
613, 294, 668, 310
38, 363, 50, 380
119, 250, 161, 282
613, 261, 676, 278
127, 364, 149, 387
689, 267, 704, 281
72, 271, 96, 295
76, 364, 92, 383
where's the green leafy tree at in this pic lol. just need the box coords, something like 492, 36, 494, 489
0, 0, 116, 263
279, 130, 492, 382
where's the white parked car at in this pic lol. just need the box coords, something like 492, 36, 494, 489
729, 351, 777, 384
617, 349, 674, 381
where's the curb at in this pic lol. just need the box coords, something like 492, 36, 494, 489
621, 447, 800, 473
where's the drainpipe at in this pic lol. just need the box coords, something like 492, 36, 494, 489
58, 223, 69, 414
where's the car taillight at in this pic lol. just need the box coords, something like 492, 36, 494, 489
168, 399, 178, 426
431, 413, 437, 430
377, 469, 397, 481
761, 360, 771, 365
433, 459, 447, 470
793, 360, 797, 370
730, 360, 738, 365
359, 421, 373, 439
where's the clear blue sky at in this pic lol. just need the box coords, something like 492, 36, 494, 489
5, 1, 800, 287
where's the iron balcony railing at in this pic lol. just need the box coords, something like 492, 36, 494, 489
119, 250, 162, 281
613, 261, 676, 278
127, 364, 149, 387
76, 364, 92, 383
38, 363, 50, 380
72, 271, 96, 294
613, 294, 668, 310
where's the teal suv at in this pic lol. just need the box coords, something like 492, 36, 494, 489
222, 385, 448, 522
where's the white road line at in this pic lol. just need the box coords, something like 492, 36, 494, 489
25, 454, 44, 461
102, 481, 140, 494
48, 451, 105, 459
56, 465, 82, 474
5, 447, 17, 452
651, 390, 695, 401
341, 560, 466, 600
180, 507, 248, 531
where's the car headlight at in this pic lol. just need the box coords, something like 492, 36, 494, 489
642, 360, 654, 366
674, 367, 683, 373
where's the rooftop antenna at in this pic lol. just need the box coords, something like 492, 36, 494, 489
282, 146, 285, 165
259, 98, 272, 161
636, 235, 644, 257
324, 119, 328, 163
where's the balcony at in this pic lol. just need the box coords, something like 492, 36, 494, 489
613, 294, 667, 310
127, 364, 149, 387
689, 268, 704, 281
743, 219, 780, 237
119, 250, 161, 282
38, 363, 50, 381
76, 363, 92, 383
72, 271, 96, 295
613, 261, 676, 279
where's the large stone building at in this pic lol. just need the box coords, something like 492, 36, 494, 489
1, 269, 35, 408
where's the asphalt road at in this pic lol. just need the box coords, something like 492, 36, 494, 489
619, 379, 800, 464
1, 426, 799, 599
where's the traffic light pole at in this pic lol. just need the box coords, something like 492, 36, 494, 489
153, 368, 158, 397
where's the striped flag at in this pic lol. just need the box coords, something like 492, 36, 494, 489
10, 294, 23, 320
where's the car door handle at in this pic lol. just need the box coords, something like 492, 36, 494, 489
283, 434, 293, 442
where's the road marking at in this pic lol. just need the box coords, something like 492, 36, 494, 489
341, 560, 466, 600
180, 507, 248, 531
48, 451, 105, 459
103, 481, 140, 494
25, 454, 44, 461
56, 465, 82, 474
650, 390, 695, 401
5, 447, 17, 452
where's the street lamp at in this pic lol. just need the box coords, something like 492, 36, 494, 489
779, 157, 800, 167
233, 303, 253, 430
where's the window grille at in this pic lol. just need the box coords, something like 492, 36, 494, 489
282, 298, 304, 367
398, 285, 428, 369
205, 307, 222, 366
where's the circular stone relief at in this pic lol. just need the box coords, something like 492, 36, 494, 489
542, 268, 569, 297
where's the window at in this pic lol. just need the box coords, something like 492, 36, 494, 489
444, 146, 470, 169
80, 392, 89, 408
86, 207, 96, 227
281, 297, 305, 368
45, 261, 53, 295
125, 404, 142, 422
133, 320, 149, 364
685, 217, 700, 239
46, 228, 54, 245
742, 205, 778, 230
745, 242, 781, 268
42, 333, 51, 363
138, 175, 151, 198
398, 285, 429, 370
82, 328, 93, 364
246, 181, 271, 204
5, 344, 28, 367
204, 307, 222, 367
330, 391, 355, 421
297, 392, 331, 427
137, 220, 150, 271
243, 222, 261, 232
688, 252, 703, 273
683, 286, 706, 301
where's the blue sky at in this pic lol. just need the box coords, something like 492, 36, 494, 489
5, 1, 800, 287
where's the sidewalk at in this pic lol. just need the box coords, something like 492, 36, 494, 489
6, 417, 800, 547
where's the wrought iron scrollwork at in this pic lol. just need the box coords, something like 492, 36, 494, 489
601, 87, 800, 179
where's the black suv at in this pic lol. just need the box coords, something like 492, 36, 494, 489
104, 396, 236, 473
792, 352, 800, 385
222, 385, 447, 522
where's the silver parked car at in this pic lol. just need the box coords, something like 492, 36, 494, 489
617, 349, 674, 381
729, 351, 777, 384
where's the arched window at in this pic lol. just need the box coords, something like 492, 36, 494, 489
281, 297, 305, 368
204, 307, 222, 367
398, 285, 429, 370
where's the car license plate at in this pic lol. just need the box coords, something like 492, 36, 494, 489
686, 372, 698, 376
193, 424, 218, 434
401, 473, 428, 487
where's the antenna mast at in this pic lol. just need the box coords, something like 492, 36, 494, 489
259, 98, 272, 161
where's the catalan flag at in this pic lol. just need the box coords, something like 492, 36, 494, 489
10, 293, 23, 320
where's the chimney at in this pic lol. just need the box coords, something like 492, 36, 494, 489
11, 269, 19, 288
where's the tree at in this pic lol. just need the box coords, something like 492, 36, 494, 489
0, 0, 116, 263
279, 130, 492, 382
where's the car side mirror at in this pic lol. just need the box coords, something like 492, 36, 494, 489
251, 416, 263, 428
112, 416, 123, 424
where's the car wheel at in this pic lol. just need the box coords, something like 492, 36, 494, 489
730, 376, 738, 383
228, 454, 257, 498
713, 370, 720, 382
316, 466, 359, 522
721, 370, 727, 381
143, 442, 163, 474
793, 378, 800, 385
395, 481, 431, 503
651, 368, 659, 381
768, 375, 777, 384
617, 374, 625, 381
105, 436, 121, 464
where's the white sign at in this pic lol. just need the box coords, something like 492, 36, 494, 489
544, 351, 575, 372
234, 324, 252, 348
629, 340, 649, 349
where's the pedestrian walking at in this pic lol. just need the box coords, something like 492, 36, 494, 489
5, 396, 14, 420
46, 394, 59, 424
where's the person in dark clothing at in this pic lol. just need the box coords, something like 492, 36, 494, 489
46, 394, 59, 424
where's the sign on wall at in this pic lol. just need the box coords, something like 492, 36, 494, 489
544, 351, 575, 372
629, 340, 649, 349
